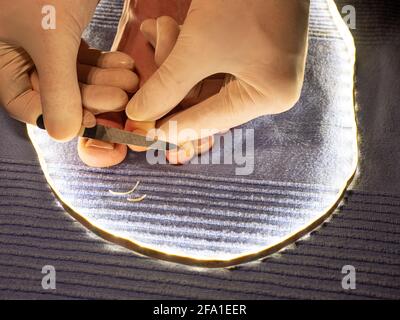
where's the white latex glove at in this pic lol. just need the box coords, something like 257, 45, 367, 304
0, 0, 137, 141
126, 0, 310, 145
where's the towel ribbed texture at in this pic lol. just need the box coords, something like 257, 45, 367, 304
0, 0, 399, 299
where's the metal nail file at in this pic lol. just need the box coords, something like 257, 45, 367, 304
36, 115, 177, 151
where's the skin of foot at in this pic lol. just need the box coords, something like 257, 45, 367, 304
78, 112, 128, 168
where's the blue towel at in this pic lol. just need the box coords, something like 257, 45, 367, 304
0, 0, 399, 299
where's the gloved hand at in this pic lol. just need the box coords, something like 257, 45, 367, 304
138, 16, 218, 164
77, 14, 216, 168
126, 0, 310, 145
0, 0, 137, 141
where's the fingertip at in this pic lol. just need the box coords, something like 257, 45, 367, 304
78, 64, 139, 94
125, 119, 156, 152
33, 47, 82, 141
41, 90, 82, 141
114, 51, 135, 69
154, 16, 180, 66
114, 88, 129, 109
124, 70, 140, 93
82, 109, 96, 128
157, 120, 179, 146
140, 19, 157, 47
99, 51, 135, 70
78, 113, 128, 168
166, 141, 195, 165
44, 111, 82, 142
126, 95, 147, 121
81, 84, 128, 115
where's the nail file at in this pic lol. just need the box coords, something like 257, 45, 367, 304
36, 115, 177, 151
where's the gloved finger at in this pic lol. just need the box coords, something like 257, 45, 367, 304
0, 45, 40, 125
82, 109, 96, 128
79, 83, 129, 115
154, 17, 181, 67
30, 70, 95, 128
126, 27, 210, 122
139, 18, 215, 158
28, 38, 82, 141
140, 18, 217, 159
142, 17, 210, 107
5, 89, 42, 125
140, 19, 157, 48
140, 18, 224, 113
165, 136, 215, 165
77, 63, 139, 93
155, 108, 214, 160
141, 17, 180, 67
124, 119, 156, 152
78, 41, 135, 70
157, 78, 263, 144
165, 141, 195, 165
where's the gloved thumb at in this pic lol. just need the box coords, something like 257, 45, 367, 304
126, 25, 210, 122
28, 36, 82, 141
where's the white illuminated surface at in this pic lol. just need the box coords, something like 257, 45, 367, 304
27, 0, 357, 267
